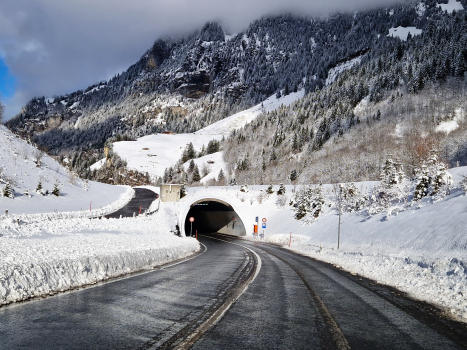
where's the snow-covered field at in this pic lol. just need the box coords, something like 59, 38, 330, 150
111, 90, 305, 179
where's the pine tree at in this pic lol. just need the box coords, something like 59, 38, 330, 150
290, 169, 299, 182
218, 168, 225, 181
3, 182, 13, 198
188, 159, 195, 173
277, 183, 286, 195
36, 180, 43, 194
414, 151, 452, 200
52, 180, 60, 197
192, 164, 201, 182
266, 184, 274, 194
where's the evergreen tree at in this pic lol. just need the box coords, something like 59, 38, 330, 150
218, 168, 225, 181
192, 164, 201, 182
3, 182, 13, 198
266, 184, 274, 194
290, 169, 299, 182
36, 180, 43, 194
414, 151, 452, 201
277, 183, 286, 195
52, 180, 60, 196
188, 159, 195, 173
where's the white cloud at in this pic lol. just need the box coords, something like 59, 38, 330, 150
0, 0, 405, 119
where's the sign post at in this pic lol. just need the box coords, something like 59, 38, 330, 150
189, 217, 195, 237
260, 218, 266, 239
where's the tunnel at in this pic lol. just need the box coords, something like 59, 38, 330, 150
183, 200, 246, 236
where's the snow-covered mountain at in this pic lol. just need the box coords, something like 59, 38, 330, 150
5, 0, 467, 186
0, 124, 128, 215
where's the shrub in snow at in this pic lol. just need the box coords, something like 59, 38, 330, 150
266, 184, 274, 194
290, 169, 299, 182
83, 180, 89, 191
229, 178, 237, 186
2, 182, 14, 198
413, 151, 452, 202
36, 180, 43, 195
459, 175, 467, 195
275, 194, 288, 207
340, 183, 367, 213
368, 155, 410, 214
293, 184, 325, 221
52, 180, 60, 197
277, 183, 286, 195
240, 184, 249, 192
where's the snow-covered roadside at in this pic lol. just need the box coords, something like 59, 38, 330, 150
179, 173, 467, 322
0, 204, 199, 306
1, 186, 135, 223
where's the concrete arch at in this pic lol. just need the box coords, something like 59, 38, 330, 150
179, 195, 250, 237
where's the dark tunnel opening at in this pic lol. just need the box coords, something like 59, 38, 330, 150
184, 201, 246, 237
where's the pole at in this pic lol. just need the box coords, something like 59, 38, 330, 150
196, 230, 198, 240
338, 185, 342, 249
289, 232, 292, 247
139, 205, 142, 215
190, 222, 193, 237
90, 201, 92, 212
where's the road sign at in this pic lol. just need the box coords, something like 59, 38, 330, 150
262, 218, 267, 223
232, 217, 236, 222
255, 216, 259, 222
262, 223, 266, 229
189, 217, 194, 222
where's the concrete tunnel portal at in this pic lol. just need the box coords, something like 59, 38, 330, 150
183, 200, 247, 237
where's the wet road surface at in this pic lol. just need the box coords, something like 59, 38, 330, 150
105, 188, 158, 219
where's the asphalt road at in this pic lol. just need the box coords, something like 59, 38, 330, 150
1, 186, 466, 349
1, 233, 465, 349
0, 235, 254, 350
194, 235, 467, 350
105, 188, 158, 219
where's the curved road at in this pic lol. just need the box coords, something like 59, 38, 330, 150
1, 188, 466, 349
105, 188, 158, 219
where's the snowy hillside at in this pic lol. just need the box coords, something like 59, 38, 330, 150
111, 90, 304, 180
0, 125, 129, 215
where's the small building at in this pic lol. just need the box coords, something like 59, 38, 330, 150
160, 184, 182, 202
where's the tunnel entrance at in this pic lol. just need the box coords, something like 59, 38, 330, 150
184, 200, 246, 237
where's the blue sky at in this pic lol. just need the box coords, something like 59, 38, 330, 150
0, 57, 16, 99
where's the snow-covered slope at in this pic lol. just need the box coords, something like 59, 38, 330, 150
0, 125, 129, 215
112, 90, 305, 180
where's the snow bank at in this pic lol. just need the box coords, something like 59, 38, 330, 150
0, 186, 135, 224
0, 205, 199, 306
